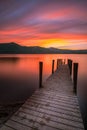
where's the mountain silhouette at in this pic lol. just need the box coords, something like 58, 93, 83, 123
0, 42, 87, 54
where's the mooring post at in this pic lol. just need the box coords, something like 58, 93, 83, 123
57, 59, 58, 69
73, 63, 78, 94
68, 59, 69, 66
61, 59, 63, 65
64, 59, 66, 64
68, 59, 72, 76
52, 60, 55, 74
70, 60, 72, 76
68, 59, 70, 71
39, 62, 43, 88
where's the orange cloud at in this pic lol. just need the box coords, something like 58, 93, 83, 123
0, 0, 87, 50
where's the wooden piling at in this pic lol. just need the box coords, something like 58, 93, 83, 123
63, 59, 66, 64
57, 59, 58, 69
39, 62, 43, 88
60, 59, 63, 65
73, 63, 78, 94
68, 59, 72, 76
52, 60, 55, 74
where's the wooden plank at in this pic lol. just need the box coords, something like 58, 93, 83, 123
0, 125, 16, 130
23, 102, 80, 117
30, 95, 79, 106
33, 93, 79, 103
11, 112, 84, 130
20, 106, 83, 123
34, 90, 77, 98
15, 108, 84, 128
5, 120, 32, 130
34, 122, 58, 130
27, 97, 79, 109
25, 101, 80, 115
33, 93, 78, 103
25, 100, 80, 113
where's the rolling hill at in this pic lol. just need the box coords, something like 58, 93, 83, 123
0, 42, 87, 54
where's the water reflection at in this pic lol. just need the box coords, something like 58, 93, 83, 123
0, 55, 39, 104
0, 54, 87, 103
0, 57, 20, 63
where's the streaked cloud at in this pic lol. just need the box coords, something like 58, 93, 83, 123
0, 0, 87, 49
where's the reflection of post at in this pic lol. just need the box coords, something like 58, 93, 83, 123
52, 60, 55, 74
73, 63, 78, 94
39, 62, 43, 88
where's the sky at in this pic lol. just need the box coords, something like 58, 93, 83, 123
0, 0, 87, 50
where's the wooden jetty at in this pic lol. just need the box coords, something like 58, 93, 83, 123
0, 64, 84, 130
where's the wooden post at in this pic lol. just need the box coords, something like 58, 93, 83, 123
64, 59, 66, 64
52, 60, 55, 74
61, 59, 63, 65
73, 63, 78, 94
68, 59, 72, 76
57, 59, 58, 69
68, 59, 70, 71
57, 59, 63, 69
39, 62, 43, 88
70, 60, 72, 76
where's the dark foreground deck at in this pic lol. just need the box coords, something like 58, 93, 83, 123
0, 65, 84, 130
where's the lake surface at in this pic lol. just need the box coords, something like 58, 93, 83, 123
0, 54, 87, 128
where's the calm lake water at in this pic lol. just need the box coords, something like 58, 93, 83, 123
0, 54, 87, 128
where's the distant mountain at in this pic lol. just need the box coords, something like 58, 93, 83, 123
0, 42, 87, 54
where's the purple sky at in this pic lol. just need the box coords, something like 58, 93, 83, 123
0, 0, 87, 49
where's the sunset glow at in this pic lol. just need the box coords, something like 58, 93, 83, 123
0, 0, 87, 50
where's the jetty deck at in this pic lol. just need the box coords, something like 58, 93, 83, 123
0, 64, 84, 130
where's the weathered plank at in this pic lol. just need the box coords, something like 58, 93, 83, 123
16, 108, 83, 128
0, 65, 84, 130
0, 125, 16, 130
25, 100, 80, 113
21, 105, 83, 122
